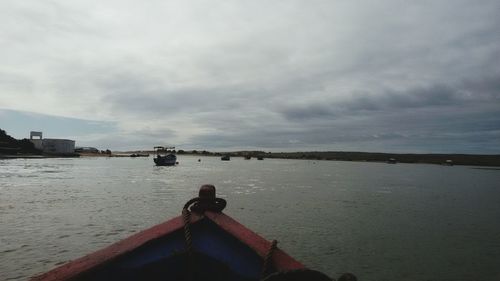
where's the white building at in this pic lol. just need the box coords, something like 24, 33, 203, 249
30, 131, 43, 150
29, 131, 75, 154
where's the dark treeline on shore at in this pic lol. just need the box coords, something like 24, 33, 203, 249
0, 129, 40, 155
172, 149, 500, 167
263, 151, 500, 167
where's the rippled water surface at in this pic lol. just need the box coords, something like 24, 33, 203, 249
1, 156, 500, 280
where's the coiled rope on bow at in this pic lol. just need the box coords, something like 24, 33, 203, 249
181, 195, 227, 259
182, 203, 194, 281
181, 185, 227, 281
182, 198, 198, 257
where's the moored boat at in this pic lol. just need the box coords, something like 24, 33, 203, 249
444, 159, 454, 166
154, 146, 177, 166
221, 155, 230, 161
30, 185, 338, 281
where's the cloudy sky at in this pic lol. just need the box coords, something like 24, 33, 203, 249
1, 0, 499, 153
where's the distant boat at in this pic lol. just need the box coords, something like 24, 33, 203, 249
221, 155, 230, 161
130, 153, 149, 157
444, 159, 454, 166
31, 185, 338, 281
257, 156, 264, 160
387, 158, 397, 164
244, 155, 251, 160
154, 146, 177, 166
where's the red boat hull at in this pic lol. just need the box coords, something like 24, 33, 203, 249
31, 211, 304, 281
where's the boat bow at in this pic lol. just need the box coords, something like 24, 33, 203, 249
31, 186, 305, 281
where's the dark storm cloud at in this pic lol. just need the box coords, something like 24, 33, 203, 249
350, 84, 459, 110
281, 73, 500, 122
461, 75, 500, 99
281, 104, 339, 121
191, 104, 500, 153
102, 84, 250, 117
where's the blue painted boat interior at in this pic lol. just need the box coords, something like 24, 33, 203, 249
73, 218, 269, 281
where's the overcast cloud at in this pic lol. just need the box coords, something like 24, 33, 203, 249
1, 0, 499, 153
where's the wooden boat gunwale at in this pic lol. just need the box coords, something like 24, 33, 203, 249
31, 211, 303, 281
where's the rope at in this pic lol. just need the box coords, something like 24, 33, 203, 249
183, 198, 200, 211
182, 207, 194, 281
180, 192, 226, 280
183, 197, 226, 213
260, 239, 278, 280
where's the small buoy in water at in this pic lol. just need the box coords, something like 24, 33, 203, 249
176, 162, 179, 165
198, 159, 201, 162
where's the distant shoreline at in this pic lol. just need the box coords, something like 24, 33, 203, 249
2, 150, 499, 167
132, 150, 500, 167
258, 151, 500, 167
0, 154, 47, 159
0, 154, 78, 159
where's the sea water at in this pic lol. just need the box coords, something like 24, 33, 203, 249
1, 156, 499, 280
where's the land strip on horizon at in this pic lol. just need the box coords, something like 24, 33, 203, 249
117, 149, 500, 167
